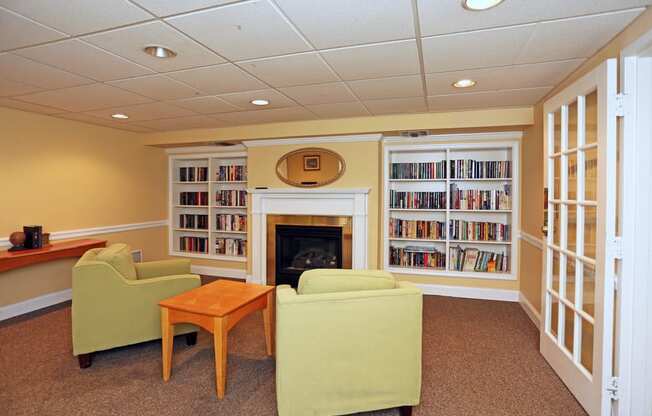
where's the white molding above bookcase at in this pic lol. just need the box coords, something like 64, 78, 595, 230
382, 134, 520, 281
168, 152, 248, 263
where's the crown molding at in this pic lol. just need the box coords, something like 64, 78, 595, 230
242, 134, 383, 148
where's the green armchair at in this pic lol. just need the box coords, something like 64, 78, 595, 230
72, 243, 200, 368
275, 269, 423, 416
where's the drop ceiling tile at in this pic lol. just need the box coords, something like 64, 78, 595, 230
84, 102, 197, 122
0, 78, 42, 96
427, 87, 552, 111
166, 64, 267, 95
172, 96, 241, 114
363, 96, 427, 115
347, 75, 423, 100
237, 52, 338, 87
131, 115, 229, 131
215, 106, 314, 124
422, 25, 535, 74
426, 59, 585, 96
275, 0, 415, 49
0, 53, 94, 89
417, 0, 651, 37
0, 97, 61, 114
278, 82, 357, 105
15, 39, 154, 81
305, 101, 370, 118
0, 0, 151, 36
516, 9, 644, 64
218, 89, 297, 110
116, 124, 157, 133
0, 7, 66, 51
321, 40, 420, 81
54, 112, 122, 127
108, 75, 200, 101
130, 0, 239, 17
84, 21, 225, 73
13, 83, 152, 112
166, 0, 312, 61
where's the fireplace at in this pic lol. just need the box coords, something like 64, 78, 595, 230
275, 225, 343, 287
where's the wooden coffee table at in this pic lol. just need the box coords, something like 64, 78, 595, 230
159, 279, 275, 399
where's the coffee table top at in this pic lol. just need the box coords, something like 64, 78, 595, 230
159, 280, 274, 317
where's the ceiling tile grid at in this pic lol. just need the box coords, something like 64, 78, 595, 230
0, 0, 648, 131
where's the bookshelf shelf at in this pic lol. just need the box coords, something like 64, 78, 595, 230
169, 151, 248, 262
383, 136, 520, 280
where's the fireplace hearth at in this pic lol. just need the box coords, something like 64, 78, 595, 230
275, 224, 343, 287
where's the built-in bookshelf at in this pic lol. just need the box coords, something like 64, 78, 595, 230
169, 150, 248, 262
383, 134, 520, 280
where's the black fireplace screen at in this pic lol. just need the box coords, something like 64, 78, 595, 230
275, 224, 343, 287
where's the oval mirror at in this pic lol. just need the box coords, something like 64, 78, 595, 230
276, 148, 345, 187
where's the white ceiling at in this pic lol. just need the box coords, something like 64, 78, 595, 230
0, 0, 649, 132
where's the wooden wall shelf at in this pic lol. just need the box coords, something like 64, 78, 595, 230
0, 239, 107, 273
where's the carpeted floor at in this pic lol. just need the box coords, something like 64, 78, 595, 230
0, 293, 587, 416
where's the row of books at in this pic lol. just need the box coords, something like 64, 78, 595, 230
389, 190, 447, 210
449, 246, 510, 272
216, 165, 246, 182
180, 191, 209, 206
450, 159, 511, 179
179, 166, 208, 182
179, 236, 208, 253
179, 214, 208, 230
449, 184, 512, 210
389, 219, 446, 240
389, 246, 446, 269
391, 161, 447, 180
215, 190, 247, 207
449, 220, 511, 242
215, 214, 247, 232
216, 238, 246, 256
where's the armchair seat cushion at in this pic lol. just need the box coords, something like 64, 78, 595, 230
297, 269, 396, 295
95, 243, 137, 280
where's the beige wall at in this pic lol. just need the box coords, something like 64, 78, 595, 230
0, 107, 168, 306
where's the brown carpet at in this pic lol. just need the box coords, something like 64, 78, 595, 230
0, 294, 587, 416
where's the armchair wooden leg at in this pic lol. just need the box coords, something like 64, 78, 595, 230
78, 353, 93, 369
398, 406, 413, 416
185, 332, 197, 346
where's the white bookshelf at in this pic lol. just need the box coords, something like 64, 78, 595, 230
168, 151, 248, 263
383, 134, 520, 280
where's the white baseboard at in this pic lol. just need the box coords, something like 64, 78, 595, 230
191, 265, 246, 280
413, 283, 519, 302
0, 288, 72, 321
519, 292, 541, 329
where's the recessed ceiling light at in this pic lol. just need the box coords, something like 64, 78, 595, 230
250, 99, 269, 106
462, 0, 504, 11
143, 45, 177, 59
111, 113, 129, 119
453, 79, 477, 88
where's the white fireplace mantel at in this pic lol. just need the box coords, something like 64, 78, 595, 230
248, 188, 370, 285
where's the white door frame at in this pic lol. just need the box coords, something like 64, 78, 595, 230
617, 29, 652, 416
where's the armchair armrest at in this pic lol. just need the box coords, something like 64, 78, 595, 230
135, 259, 192, 279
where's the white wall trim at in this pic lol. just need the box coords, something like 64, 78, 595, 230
0, 289, 71, 321
243, 134, 382, 147
165, 144, 246, 154
190, 265, 246, 280
383, 131, 523, 144
519, 292, 541, 329
519, 231, 544, 250
0, 220, 167, 248
413, 283, 519, 302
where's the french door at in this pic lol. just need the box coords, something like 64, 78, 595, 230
541, 59, 619, 416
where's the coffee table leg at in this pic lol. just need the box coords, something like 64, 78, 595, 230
161, 307, 174, 381
262, 290, 274, 356
213, 317, 227, 399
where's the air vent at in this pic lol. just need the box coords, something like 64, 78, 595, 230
400, 130, 429, 138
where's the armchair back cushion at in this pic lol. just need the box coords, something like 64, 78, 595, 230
297, 269, 396, 295
95, 243, 137, 280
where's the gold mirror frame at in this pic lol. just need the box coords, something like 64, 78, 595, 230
275, 147, 346, 188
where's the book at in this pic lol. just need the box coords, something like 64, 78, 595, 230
463, 248, 479, 271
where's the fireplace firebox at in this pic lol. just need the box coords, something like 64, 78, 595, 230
275, 224, 343, 287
